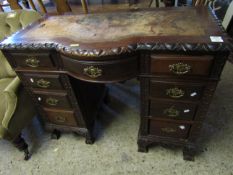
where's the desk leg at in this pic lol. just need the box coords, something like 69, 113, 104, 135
137, 137, 149, 153
73, 128, 95, 144
51, 129, 61, 140
12, 134, 30, 160
85, 133, 94, 144
183, 145, 196, 161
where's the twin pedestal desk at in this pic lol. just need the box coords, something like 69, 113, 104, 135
1, 7, 232, 161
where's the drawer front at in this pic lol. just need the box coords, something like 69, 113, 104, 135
44, 109, 77, 126
150, 100, 197, 120
150, 55, 213, 76
150, 80, 204, 101
62, 55, 138, 82
34, 92, 72, 110
9, 52, 57, 69
23, 73, 64, 90
149, 120, 190, 139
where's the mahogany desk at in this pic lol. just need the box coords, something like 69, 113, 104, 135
1, 7, 232, 161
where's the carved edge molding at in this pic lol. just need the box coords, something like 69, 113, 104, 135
0, 41, 232, 57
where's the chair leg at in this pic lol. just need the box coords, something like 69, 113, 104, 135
12, 134, 30, 160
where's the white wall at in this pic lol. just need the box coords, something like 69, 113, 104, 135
222, 1, 233, 29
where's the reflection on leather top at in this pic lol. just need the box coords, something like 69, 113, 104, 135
21, 9, 205, 43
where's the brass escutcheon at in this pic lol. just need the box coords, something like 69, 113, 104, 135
166, 87, 185, 98
163, 106, 180, 117
55, 116, 66, 123
161, 127, 176, 133
169, 62, 191, 75
25, 57, 40, 67
83, 66, 102, 78
46, 97, 59, 106
36, 79, 51, 88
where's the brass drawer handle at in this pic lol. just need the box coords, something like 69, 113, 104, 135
25, 57, 40, 68
36, 79, 51, 88
169, 62, 191, 75
83, 66, 102, 78
161, 127, 176, 133
166, 87, 185, 98
55, 116, 66, 123
163, 106, 180, 117
46, 97, 59, 106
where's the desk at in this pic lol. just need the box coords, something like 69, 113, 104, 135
0, 7, 232, 160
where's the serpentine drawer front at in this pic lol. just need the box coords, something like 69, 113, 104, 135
1, 7, 231, 160
61, 55, 139, 82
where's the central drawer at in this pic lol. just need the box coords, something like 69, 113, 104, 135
61, 55, 139, 82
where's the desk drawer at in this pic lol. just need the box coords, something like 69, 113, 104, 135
44, 108, 77, 127
34, 91, 72, 110
8, 52, 57, 70
23, 73, 64, 90
149, 120, 190, 139
150, 80, 204, 101
61, 55, 138, 82
150, 55, 213, 76
150, 100, 197, 120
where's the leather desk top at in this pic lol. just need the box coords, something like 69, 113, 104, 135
0, 7, 232, 57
